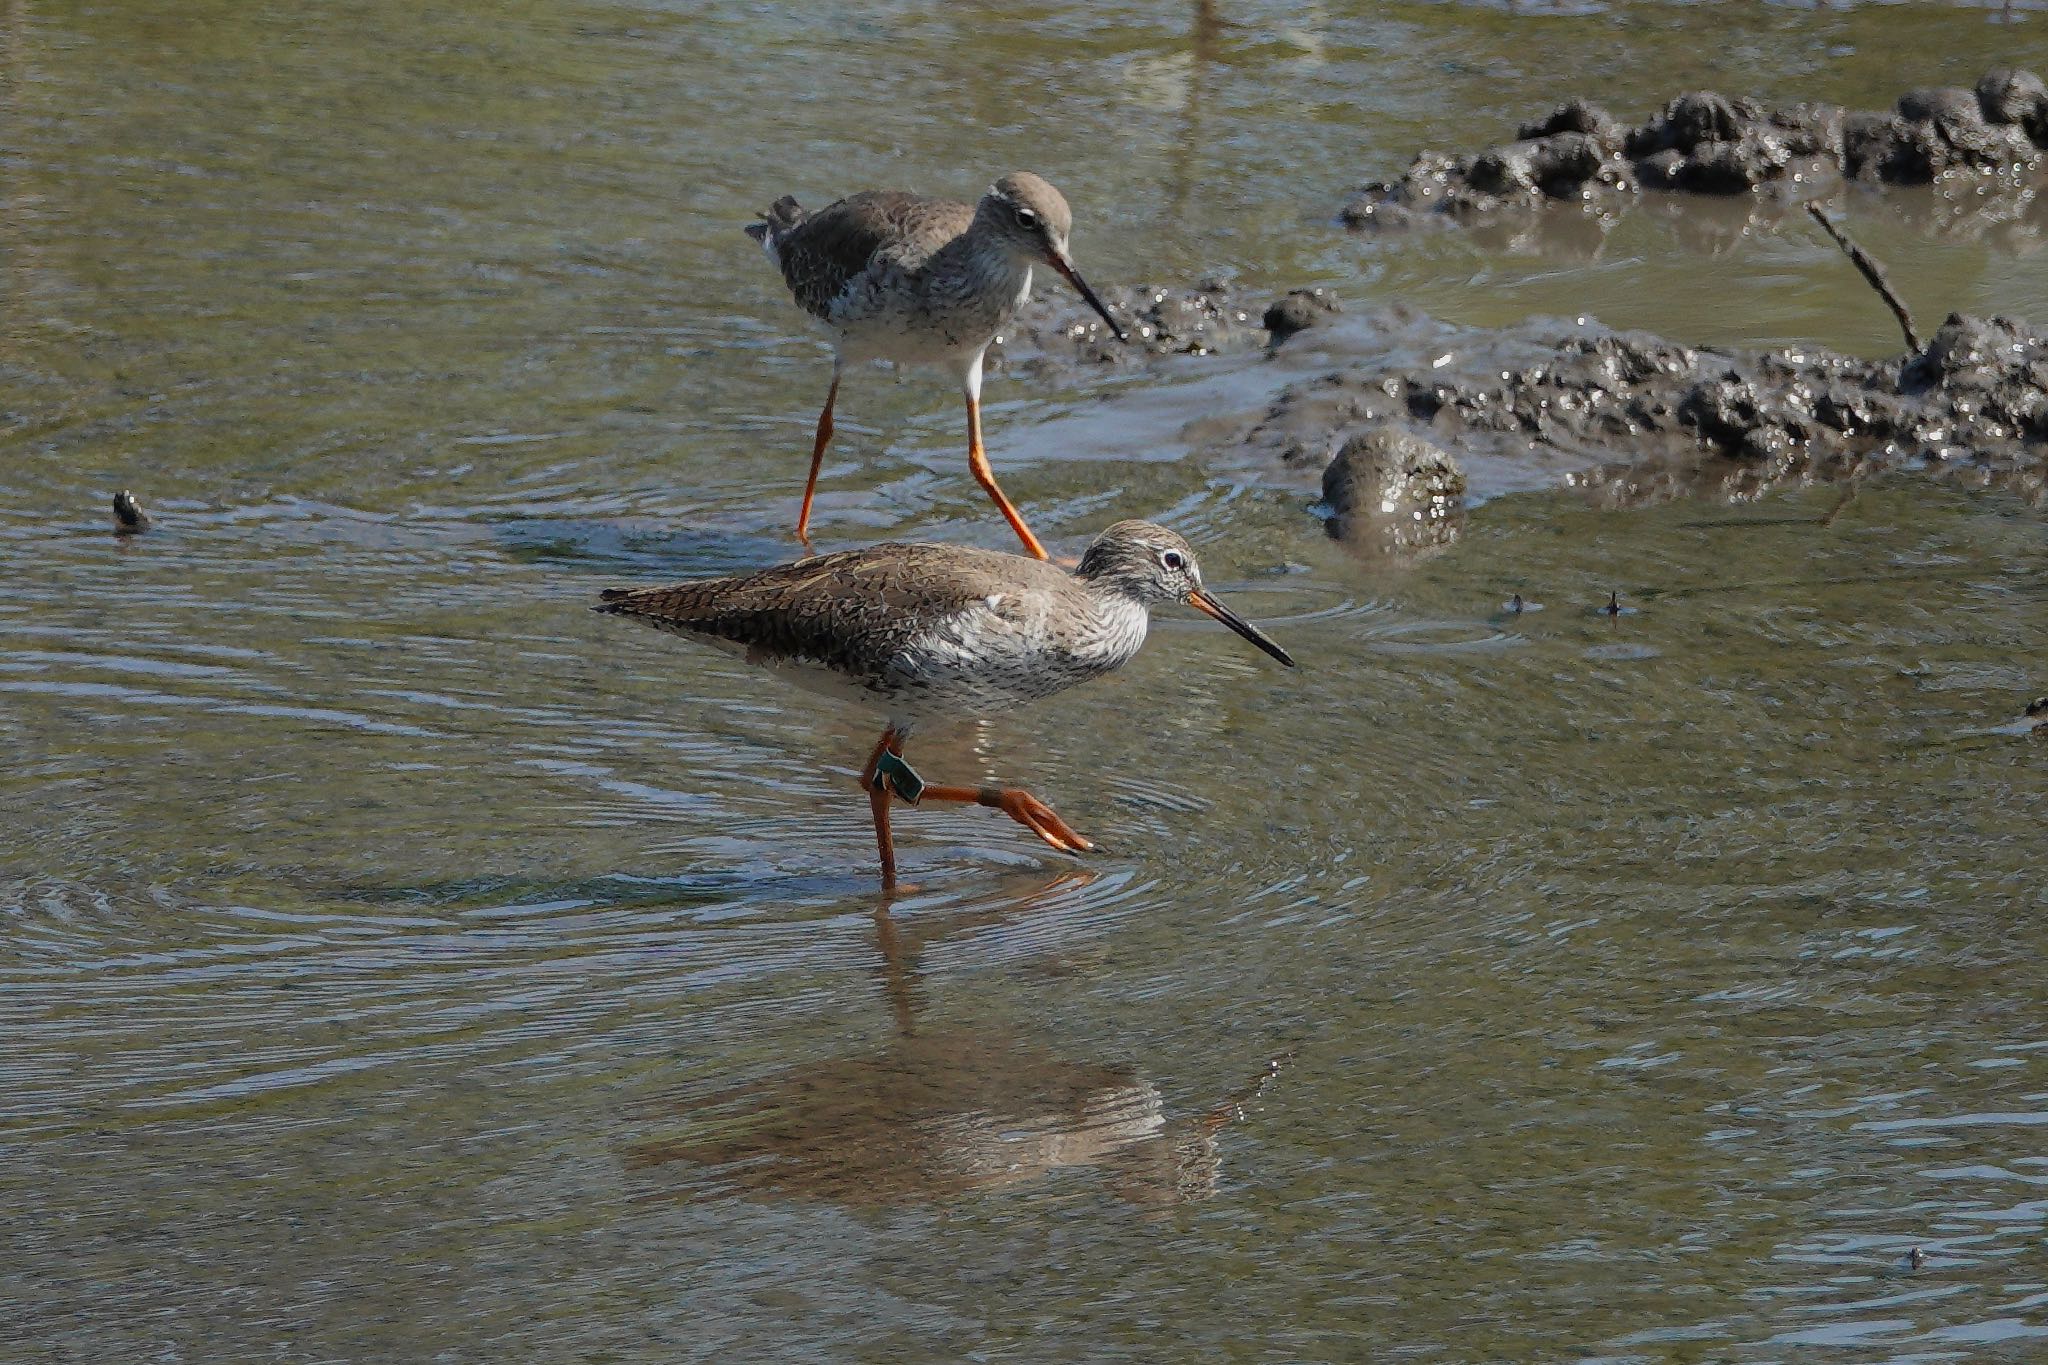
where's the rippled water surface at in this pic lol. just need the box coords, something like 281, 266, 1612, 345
4, 2, 2046, 1359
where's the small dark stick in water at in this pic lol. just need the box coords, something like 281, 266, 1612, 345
1805, 203, 1922, 353
112, 490, 153, 535
1820, 480, 1860, 528
1604, 590, 1622, 617
1190, 1050, 1293, 1137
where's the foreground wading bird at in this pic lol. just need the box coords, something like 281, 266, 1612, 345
747, 171, 1128, 559
595, 520, 1294, 887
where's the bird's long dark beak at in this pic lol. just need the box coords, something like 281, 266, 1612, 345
1048, 252, 1129, 343
1188, 588, 1296, 668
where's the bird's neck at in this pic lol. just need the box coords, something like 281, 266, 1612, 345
949, 220, 1033, 277
924, 235, 1034, 336
1071, 583, 1151, 670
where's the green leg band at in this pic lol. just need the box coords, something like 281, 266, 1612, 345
872, 749, 926, 803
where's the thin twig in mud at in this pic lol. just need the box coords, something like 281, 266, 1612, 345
1805, 203, 1922, 353
1819, 480, 1859, 528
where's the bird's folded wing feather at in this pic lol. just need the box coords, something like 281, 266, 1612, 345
778, 192, 974, 317
596, 543, 1034, 668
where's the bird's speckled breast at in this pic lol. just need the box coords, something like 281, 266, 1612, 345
832, 255, 1034, 366
876, 588, 1149, 724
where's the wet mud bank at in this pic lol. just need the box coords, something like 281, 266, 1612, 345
992, 281, 1330, 371
1253, 306, 2048, 541
997, 282, 2045, 550
1342, 68, 2048, 231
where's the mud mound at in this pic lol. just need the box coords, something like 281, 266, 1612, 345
990, 282, 1345, 375
1318, 426, 1465, 556
990, 281, 1273, 372
1343, 68, 2048, 230
1241, 309, 2046, 511
971, 270, 2045, 529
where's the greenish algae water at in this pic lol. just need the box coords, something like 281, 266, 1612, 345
3, 2, 2045, 1359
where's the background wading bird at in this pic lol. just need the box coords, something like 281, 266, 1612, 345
748, 171, 1128, 559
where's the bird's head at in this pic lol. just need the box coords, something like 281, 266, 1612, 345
980, 172, 1128, 343
1076, 521, 1295, 667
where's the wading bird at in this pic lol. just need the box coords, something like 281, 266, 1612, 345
748, 172, 1127, 559
596, 521, 1293, 886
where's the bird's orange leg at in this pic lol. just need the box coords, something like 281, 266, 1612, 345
962, 355, 1050, 561
858, 727, 898, 887
915, 782, 1094, 855
795, 363, 840, 548
967, 399, 1050, 561
864, 732, 1092, 876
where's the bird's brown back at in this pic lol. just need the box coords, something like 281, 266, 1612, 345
596, 541, 1070, 675
766, 191, 976, 320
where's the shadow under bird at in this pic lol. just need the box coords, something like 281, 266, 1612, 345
595, 520, 1294, 887
747, 171, 1128, 560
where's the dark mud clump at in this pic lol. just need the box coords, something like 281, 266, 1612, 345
1262, 288, 1342, 344
982, 276, 2043, 532
1317, 426, 1465, 556
1236, 308, 2047, 510
112, 489, 153, 535
994, 283, 1347, 373
992, 281, 1278, 372
1342, 68, 2048, 229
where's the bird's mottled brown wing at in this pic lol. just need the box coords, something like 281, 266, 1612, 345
595, 542, 1049, 675
768, 191, 975, 320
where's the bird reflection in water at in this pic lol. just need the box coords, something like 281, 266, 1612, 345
623, 880, 1285, 1209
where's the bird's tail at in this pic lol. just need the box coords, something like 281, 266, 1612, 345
594, 585, 666, 614
595, 583, 722, 627
744, 195, 806, 257
593, 583, 720, 642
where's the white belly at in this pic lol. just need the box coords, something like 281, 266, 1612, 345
831, 264, 1034, 368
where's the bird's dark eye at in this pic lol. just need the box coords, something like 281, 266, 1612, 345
1016, 207, 1040, 228
1161, 550, 1187, 572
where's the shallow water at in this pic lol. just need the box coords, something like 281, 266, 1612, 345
4, 1, 2046, 1359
